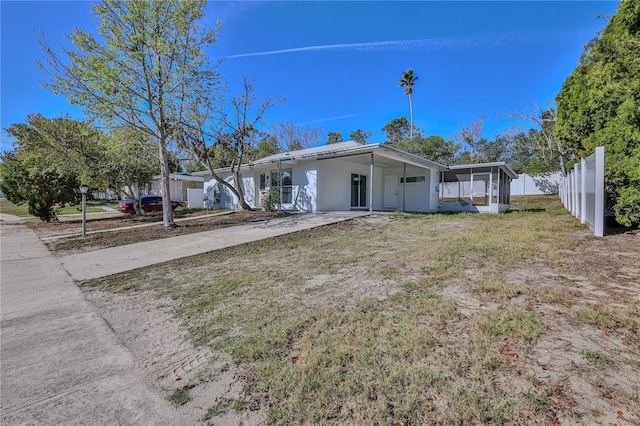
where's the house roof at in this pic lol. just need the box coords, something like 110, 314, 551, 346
448, 162, 518, 179
249, 141, 362, 165
248, 141, 449, 171
152, 173, 204, 183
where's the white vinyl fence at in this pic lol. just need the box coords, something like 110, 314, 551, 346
187, 188, 204, 209
558, 146, 605, 237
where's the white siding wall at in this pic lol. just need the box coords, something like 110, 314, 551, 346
292, 161, 317, 212
316, 158, 383, 211
203, 158, 436, 213
204, 171, 256, 210
382, 166, 433, 212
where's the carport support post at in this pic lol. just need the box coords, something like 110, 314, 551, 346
402, 163, 406, 212
369, 153, 374, 214
278, 160, 282, 213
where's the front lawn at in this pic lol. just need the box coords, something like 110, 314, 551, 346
0, 198, 32, 217
80, 195, 640, 425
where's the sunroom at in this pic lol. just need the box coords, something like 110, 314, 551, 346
438, 162, 518, 213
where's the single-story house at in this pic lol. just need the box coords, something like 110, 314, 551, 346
195, 141, 517, 214
147, 173, 204, 203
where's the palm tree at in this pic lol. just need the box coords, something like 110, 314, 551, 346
398, 69, 418, 138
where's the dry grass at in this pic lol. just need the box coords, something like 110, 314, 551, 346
81, 195, 640, 425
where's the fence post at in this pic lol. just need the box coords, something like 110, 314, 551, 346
573, 163, 580, 219
580, 158, 586, 224
594, 146, 605, 237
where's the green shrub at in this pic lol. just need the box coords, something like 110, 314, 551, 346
260, 188, 279, 212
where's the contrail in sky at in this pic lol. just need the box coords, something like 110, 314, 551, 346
225, 32, 571, 59
296, 114, 357, 126
226, 37, 473, 59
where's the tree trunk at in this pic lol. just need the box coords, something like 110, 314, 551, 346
233, 169, 252, 210
207, 166, 252, 211
559, 154, 567, 177
409, 94, 414, 138
158, 142, 176, 228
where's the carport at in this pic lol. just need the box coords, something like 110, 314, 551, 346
313, 144, 448, 213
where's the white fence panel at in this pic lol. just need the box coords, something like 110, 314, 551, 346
187, 188, 204, 209
510, 173, 561, 196
558, 146, 604, 237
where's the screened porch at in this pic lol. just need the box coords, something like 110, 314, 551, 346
438, 163, 517, 213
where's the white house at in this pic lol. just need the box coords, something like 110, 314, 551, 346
147, 173, 204, 203
196, 141, 447, 213
197, 141, 518, 214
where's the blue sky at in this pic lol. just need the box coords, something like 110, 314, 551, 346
1, 1, 619, 153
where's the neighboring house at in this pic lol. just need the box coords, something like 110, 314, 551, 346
147, 173, 204, 204
196, 141, 518, 214
510, 172, 562, 196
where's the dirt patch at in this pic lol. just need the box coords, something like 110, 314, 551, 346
83, 288, 266, 425
441, 282, 500, 316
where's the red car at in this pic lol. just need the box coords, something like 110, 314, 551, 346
118, 195, 183, 214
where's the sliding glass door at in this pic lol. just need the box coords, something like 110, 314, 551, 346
351, 174, 367, 208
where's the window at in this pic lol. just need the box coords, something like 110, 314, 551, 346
400, 176, 426, 183
271, 169, 292, 204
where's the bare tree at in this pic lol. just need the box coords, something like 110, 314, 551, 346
178, 76, 276, 210
269, 121, 322, 151
453, 115, 486, 155
506, 102, 572, 176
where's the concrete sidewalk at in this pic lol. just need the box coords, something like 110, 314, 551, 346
60, 211, 369, 281
0, 224, 183, 425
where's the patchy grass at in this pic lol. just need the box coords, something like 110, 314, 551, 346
576, 305, 640, 348
167, 387, 192, 406
477, 307, 545, 342
0, 198, 116, 217
81, 195, 640, 425
510, 194, 564, 213
0, 198, 33, 217
581, 349, 613, 365
58, 204, 104, 215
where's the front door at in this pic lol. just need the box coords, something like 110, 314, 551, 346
471, 173, 490, 206
383, 175, 398, 209
350, 174, 367, 208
